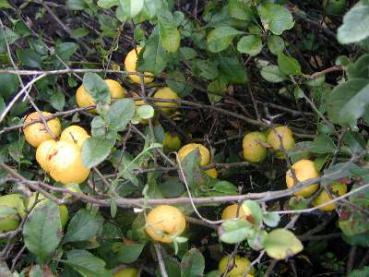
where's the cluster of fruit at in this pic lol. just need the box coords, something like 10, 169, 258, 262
242, 126, 295, 163
23, 112, 90, 185
242, 126, 347, 212
76, 47, 181, 116
15, 46, 348, 277
20, 47, 184, 188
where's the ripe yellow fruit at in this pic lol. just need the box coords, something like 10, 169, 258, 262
23, 112, 61, 147
76, 85, 95, 108
145, 205, 186, 243
286, 159, 319, 197
242, 132, 267, 163
178, 143, 211, 166
267, 126, 295, 157
131, 92, 145, 106
114, 268, 139, 277
218, 255, 254, 277
312, 182, 347, 212
36, 140, 57, 172
124, 47, 154, 84
153, 87, 180, 114
105, 79, 127, 99
205, 168, 218, 179
221, 204, 252, 221
163, 132, 181, 152
47, 141, 90, 185
60, 125, 90, 148
76, 79, 126, 109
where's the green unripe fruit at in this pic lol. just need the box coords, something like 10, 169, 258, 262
0, 206, 20, 232
266, 126, 295, 158
0, 194, 26, 218
59, 205, 69, 227
114, 267, 140, 277
242, 132, 267, 163
162, 132, 182, 152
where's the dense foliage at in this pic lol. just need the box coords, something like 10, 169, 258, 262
1, 0, 369, 276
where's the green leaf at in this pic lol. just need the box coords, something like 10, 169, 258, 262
258, 3, 294, 35
0, 0, 12, 9
227, 0, 253, 21
139, 0, 164, 20
327, 78, 369, 128
137, 104, 155, 119
0, 26, 19, 53
97, 0, 119, 9
310, 134, 336, 154
337, 2, 369, 44
207, 79, 227, 96
278, 53, 302, 76
81, 137, 116, 168
205, 271, 221, 277
349, 266, 369, 277
90, 116, 107, 137
159, 257, 181, 277
157, 178, 185, 198
16, 48, 41, 68
64, 209, 104, 243
219, 219, 255, 244
114, 242, 145, 263
192, 59, 219, 80
0, 97, 4, 116
118, 0, 144, 18
23, 201, 62, 263
343, 232, 369, 247
207, 26, 244, 53
248, 230, 268, 251
343, 131, 366, 155
82, 73, 111, 105
180, 47, 197, 60
237, 35, 263, 56
138, 29, 168, 75
260, 65, 286, 83
158, 12, 181, 53
107, 98, 135, 131
218, 57, 248, 84
263, 212, 281, 227
65, 250, 112, 277
212, 181, 238, 195
166, 71, 191, 95
50, 90, 65, 111
0, 73, 19, 100
55, 42, 78, 61
66, 0, 87, 10
347, 54, 369, 79
267, 35, 285, 55
263, 229, 303, 260
242, 200, 263, 226
181, 248, 205, 277
71, 27, 90, 39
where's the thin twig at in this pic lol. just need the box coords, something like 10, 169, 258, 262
154, 243, 168, 277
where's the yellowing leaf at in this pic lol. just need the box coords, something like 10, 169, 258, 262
263, 229, 303, 260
